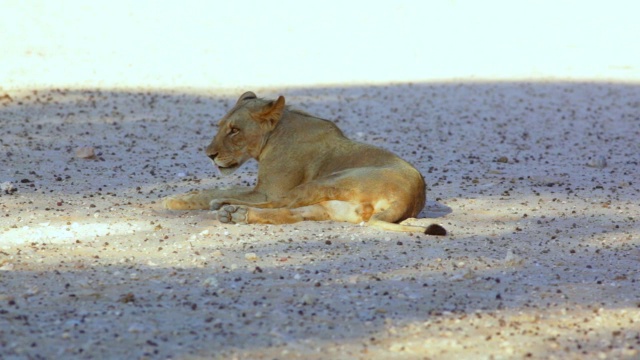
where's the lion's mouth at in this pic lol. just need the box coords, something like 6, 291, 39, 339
218, 163, 239, 170
215, 162, 240, 176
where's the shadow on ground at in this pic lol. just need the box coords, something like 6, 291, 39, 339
1, 81, 639, 358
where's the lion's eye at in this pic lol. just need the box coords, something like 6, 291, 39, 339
229, 127, 240, 135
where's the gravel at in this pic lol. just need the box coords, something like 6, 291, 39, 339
1, 83, 639, 359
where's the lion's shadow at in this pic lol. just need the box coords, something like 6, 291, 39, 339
421, 200, 452, 219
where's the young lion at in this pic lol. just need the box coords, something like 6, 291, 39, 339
163, 91, 446, 235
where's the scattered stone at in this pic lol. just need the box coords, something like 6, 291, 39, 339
245, 252, 259, 261
496, 156, 509, 163
586, 155, 607, 168
118, 292, 135, 303
503, 249, 525, 266
203, 277, 219, 288
23, 286, 40, 298
127, 323, 145, 333
1, 181, 16, 195
300, 293, 315, 305
75, 146, 96, 159
450, 268, 477, 281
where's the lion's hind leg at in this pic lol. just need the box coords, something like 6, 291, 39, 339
217, 204, 331, 225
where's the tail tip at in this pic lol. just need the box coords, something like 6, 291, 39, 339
425, 224, 447, 236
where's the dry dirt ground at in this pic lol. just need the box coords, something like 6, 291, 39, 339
1, 82, 639, 359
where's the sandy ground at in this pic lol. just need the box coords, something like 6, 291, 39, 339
2, 2, 640, 360
1, 83, 639, 359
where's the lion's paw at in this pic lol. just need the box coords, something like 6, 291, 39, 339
163, 196, 189, 210
217, 205, 248, 224
209, 200, 227, 211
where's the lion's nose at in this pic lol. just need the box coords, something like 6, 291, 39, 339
208, 153, 217, 161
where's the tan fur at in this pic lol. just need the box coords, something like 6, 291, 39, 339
163, 91, 446, 235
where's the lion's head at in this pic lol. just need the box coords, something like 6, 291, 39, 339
205, 91, 286, 175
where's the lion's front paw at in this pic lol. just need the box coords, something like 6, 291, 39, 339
217, 205, 248, 224
163, 195, 190, 210
163, 191, 213, 210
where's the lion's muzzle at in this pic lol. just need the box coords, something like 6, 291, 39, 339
209, 154, 240, 175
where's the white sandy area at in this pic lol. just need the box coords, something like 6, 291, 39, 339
1, 2, 639, 359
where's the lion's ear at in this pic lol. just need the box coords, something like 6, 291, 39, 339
254, 96, 285, 129
237, 91, 257, 104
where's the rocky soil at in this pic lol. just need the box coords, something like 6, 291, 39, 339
1, 82, 639, 359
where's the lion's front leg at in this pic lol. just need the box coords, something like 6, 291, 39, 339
163, 187, 264, 210
163, 190, 214, 210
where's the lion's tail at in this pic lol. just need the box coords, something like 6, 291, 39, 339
366, 200, 447, 235
367, 218, 447, 235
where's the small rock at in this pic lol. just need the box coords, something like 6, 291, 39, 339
503, 249, 524, 266
496, 156, 509, 163
1, 182, 16, 195
300, 293, 315, 305
245, 252, 259, 261
23, 286, 40, 298
127, 323, 145, 333
118, 292, 135, 303
586, 155, 607, 169
75, 146, 96, 159
203, 277, 219, 288
463, 268, 477, 279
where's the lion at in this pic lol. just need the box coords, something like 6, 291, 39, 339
163, 91, 446, 235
